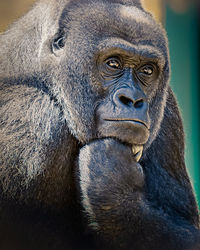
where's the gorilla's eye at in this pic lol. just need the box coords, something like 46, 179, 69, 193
139, 65, 154, 76
105, 58, 122, 70
136, 64, 158, 86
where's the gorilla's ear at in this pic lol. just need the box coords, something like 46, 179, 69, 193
51, 32, 66, 55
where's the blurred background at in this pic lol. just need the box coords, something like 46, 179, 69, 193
0, 0, 199, 206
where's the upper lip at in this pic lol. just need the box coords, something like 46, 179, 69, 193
104, 118, 149, 129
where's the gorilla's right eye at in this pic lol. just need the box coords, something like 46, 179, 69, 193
105, 58, 122, 70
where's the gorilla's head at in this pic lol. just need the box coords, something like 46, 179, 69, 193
46, 0, 170, 158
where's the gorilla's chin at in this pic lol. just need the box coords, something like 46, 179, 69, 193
97, 120, 150, 146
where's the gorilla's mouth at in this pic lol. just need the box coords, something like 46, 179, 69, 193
97, 118, 148, 161
98, 118, 149, 146
104, 118, 149, 129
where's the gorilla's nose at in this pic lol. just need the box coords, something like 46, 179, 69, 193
113, 87, 147, 110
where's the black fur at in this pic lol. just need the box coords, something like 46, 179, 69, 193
0, 0, 199, 249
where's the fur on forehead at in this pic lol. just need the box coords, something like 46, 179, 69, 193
59, 0, 166, 55
104, 0, 143, 8
63, 0, 144, 15
66, 0, 143, 7
60, 0, 155, 33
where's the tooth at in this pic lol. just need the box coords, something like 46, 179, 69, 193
132, 145, 143, 162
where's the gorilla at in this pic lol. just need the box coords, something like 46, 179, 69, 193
0, 0, 199, 249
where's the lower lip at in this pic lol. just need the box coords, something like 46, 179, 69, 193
104, 119, 148, 129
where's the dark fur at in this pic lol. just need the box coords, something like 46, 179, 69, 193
0, 0, 199, 249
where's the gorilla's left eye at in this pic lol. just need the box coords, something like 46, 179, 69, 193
139, 65, 154, 76
136, 64, 158, 85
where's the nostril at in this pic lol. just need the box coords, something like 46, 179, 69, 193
134, 99, 144, 109
119, 95, 133, 107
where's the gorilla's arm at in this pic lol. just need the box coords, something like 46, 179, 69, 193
0, 83, 73, 201
143, 88, 199, 228
77, 89, 200, 250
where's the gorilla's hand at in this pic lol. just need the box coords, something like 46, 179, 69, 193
78, 138, 144, 203
78, 139, 146, 246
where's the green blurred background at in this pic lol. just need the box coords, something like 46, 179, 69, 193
165, 3, 200, 207
0, 0, 199, 206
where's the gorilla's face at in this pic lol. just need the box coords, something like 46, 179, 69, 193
51, 1, 169, 155
96, 48, 158, 146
